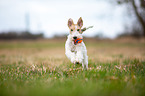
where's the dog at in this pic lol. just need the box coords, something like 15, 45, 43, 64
65, 17, 90, 69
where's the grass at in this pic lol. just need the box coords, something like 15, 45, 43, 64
0, 38, 145, 96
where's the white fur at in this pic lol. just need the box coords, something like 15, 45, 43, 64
65, 32, 88, 69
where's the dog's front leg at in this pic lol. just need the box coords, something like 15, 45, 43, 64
65, 50, 76, 64
75, 51, 83, 64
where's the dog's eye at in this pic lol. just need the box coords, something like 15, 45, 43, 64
77, 29, 80, 31
71, 29, 73, 31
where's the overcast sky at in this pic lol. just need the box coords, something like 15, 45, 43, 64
0, 0, 131, 38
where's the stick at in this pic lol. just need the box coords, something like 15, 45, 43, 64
81, 26, 93, 32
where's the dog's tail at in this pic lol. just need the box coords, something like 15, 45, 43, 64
81, 26, 93, 32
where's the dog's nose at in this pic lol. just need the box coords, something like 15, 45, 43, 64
73, 36, 77, 39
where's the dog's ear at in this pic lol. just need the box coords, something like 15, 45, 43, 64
68, 18, 74, 27
77, 17, 83, 28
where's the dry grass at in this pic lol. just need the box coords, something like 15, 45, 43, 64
0, 38, 145, 66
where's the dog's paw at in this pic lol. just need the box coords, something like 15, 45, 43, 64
71, 57, 76, 64
75, 58, 83, 64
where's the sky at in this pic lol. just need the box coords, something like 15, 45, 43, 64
0, 0, 131, 38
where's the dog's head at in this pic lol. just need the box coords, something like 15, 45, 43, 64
67, 17, 84, 41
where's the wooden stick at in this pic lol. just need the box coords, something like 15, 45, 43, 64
81, 26, 93, 32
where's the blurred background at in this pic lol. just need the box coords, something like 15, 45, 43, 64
0, 0, 145, 40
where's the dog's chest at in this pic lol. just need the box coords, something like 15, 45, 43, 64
71, 45, 76, 53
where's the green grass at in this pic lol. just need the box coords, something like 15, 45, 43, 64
0, 39, 145, 96
0, 59, 145, 96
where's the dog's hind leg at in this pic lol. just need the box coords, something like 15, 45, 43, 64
83, 55, 88, 69
82, 62, 84, 69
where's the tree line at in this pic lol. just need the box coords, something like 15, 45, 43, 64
0, 31, 44, 40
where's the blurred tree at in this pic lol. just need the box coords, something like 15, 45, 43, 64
117, 0, 145, 37
0, 31, 44, 40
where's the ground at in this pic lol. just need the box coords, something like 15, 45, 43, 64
0, 38, 145, 96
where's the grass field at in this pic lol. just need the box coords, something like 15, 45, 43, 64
0, 38, 145, 96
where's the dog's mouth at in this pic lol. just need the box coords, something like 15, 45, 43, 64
73, 38, 83, 45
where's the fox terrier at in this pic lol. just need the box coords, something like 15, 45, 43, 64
65, 17, 92, 69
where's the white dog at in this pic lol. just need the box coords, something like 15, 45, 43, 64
65, 17, 89, 69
